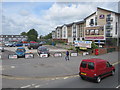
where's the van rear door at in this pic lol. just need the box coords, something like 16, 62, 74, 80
80, 61, 95, 77
80, 61, 87, 76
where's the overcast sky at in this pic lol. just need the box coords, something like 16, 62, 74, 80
0, 0, 119, 36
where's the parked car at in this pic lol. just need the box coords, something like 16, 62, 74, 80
27, 43, 42, 49
79, 58, 115, 83
15, 47, 26, 57
0, 46, 4, 52
37, 46, 50, 57
39, 41, 46, 45
15, 43, 23, 47
5, 42, 13, 47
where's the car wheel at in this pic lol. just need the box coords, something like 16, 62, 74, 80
96, 76, 101, 83
111, 70, 115, 76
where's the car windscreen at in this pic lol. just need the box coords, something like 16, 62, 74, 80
81, 61, 87, 68
16, 49, 25, 52
88, 62, 94, 70
39, 48, 48, 51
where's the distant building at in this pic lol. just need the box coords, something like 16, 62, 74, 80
0, 35, 28, 42
72, 21, 85, 42
84, 7, 120, 45
52, 7, 120, 46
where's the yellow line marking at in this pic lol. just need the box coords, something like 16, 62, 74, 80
112, 61, 120, 66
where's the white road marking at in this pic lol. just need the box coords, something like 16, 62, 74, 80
0, 66, 4, 70
11, 66, 15, 68
32, 84, 35, 86
63, 77, 68, 79
35, 85, 41, 88
51, 78, 55, 80
116, 85, 120, 88
20, 85, 31, 88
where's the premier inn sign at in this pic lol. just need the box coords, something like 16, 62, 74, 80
84, 26, 105, 40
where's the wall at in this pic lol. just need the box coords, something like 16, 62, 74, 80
97, 8, 111, 26
86, 13, 96, 27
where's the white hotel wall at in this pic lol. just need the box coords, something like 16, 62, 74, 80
62, 25, 68, 39
86, 14, 96, 27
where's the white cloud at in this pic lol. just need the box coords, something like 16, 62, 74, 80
1, 2, 118, 36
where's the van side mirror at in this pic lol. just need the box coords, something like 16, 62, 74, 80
110, 65, 112, 67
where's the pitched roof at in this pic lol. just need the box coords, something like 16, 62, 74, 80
97, 7, 119, 14
74, 20, 85, 25
84, 12, 96, 20
84, 7, 120, 20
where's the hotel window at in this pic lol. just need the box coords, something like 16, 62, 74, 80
95, 17, 97, 25
73, 29, 76, 33
89, 19, 94, 26
73, 24, 76, 29
64, 30, 66, 37
90, 30, 95, 35
86, 30, 90, 35
95, 30, 99, 35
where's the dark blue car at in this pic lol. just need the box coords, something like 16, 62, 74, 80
15, 43, 23, 47
15, 47, 26, 57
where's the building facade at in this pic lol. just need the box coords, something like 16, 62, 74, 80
0, 35, 28, 42
52, 7, 120, 46
84, 7, 120, 46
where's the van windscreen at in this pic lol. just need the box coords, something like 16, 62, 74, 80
81, 61, 87, 68
88, 62, 94, 70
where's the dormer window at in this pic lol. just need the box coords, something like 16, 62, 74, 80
89, 19, 94, 26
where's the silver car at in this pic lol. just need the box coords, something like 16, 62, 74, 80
0, 46, 4, 52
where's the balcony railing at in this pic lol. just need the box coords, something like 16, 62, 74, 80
106, 31, 112, 37
106, 17, 113, 22
106, 25, 113, 29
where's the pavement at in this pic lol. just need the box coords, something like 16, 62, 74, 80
2, 51, 119, 79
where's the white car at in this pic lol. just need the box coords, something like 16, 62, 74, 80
0, 46, 4, 52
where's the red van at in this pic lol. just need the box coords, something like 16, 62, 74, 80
79, 58, 115, 83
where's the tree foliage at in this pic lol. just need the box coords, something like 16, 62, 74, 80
42, 33, 52, 39
20, 32, 27, 36
20, 29, 38, 41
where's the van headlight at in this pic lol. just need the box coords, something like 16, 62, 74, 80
94, 74, 97, 76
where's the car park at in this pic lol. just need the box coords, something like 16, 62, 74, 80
15, 47, 26, 58
79, 58, 115, 83
37, 46, 50, 57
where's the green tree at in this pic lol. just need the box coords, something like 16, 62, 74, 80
27, 29, 38, 41
28, 35, 37, 41
20, 32, 27, 36
43, 33, 52, 39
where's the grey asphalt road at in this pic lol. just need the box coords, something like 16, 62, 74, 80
2, 64, 119, 88
36, 64, 120, 88
1, 48, 119, 88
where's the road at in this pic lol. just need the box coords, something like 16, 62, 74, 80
2, 64, 120, 88
0, 46, 119, 88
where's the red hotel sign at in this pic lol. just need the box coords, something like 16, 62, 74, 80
85, 36, 104, 39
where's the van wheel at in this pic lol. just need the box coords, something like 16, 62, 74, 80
80, 76, 85, 80
96, 76, 101, 83
111, 70, 115, 76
